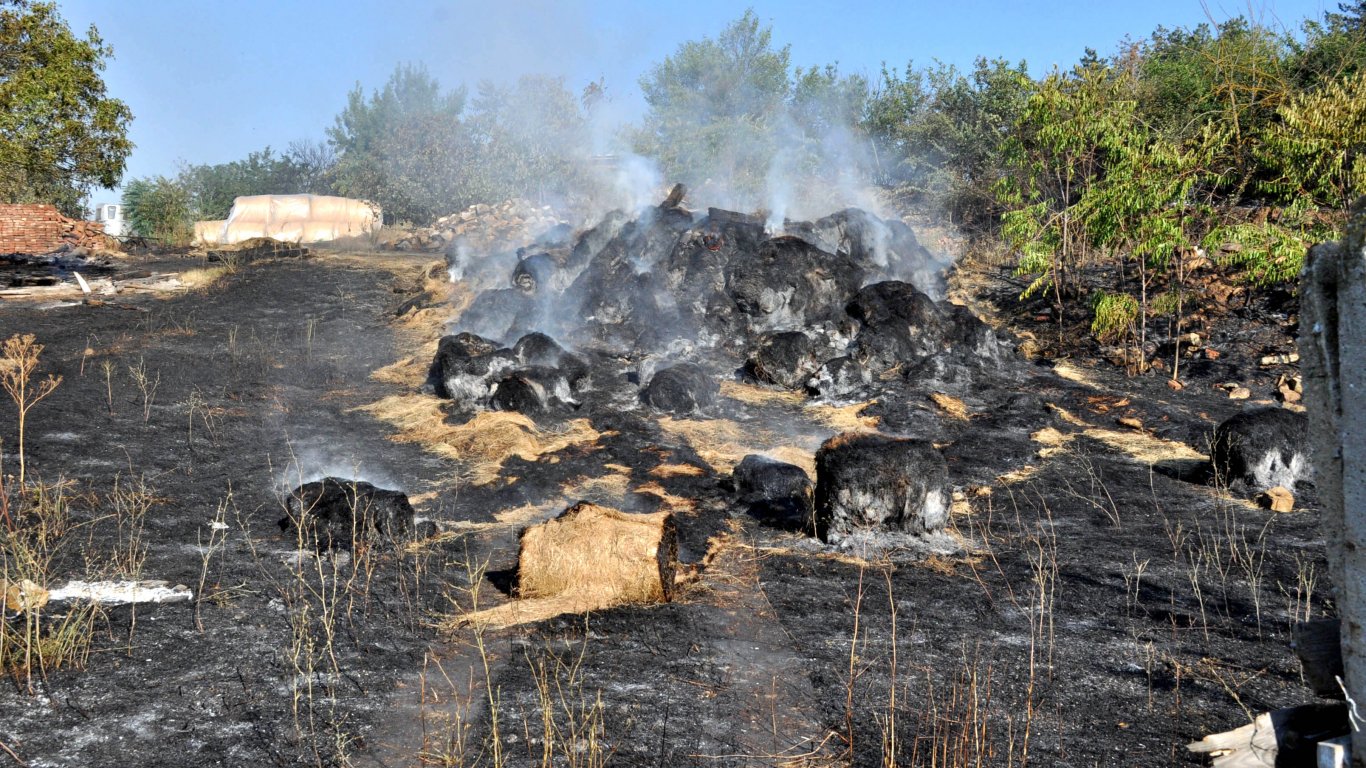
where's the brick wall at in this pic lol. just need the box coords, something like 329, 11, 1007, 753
0, 203, 112, 254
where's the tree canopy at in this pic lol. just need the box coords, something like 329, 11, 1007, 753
0, 0, 132, 216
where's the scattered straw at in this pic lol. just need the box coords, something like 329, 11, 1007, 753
649, 463, 707, 478
804, 400, 880, 432
719, 380, 805, 406
632, 480, 697, 512
562, 471, 632, 503
929, 391, 971, 421
1052, 360, 1102, 388
354, 395, 601, 485
178, 266, 231, 290
656, 416, 817, 476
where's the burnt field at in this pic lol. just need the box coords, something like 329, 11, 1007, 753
0, 200, 1331, 767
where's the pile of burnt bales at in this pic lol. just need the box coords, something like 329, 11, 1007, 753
424, 331, 588, 416
426, 189, 1007, 554
443, 192, 967, 363
437, 190, 1002, 415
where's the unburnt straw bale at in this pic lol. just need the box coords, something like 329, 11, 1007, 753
516, 502, 677, 605
814, 431, 949, 545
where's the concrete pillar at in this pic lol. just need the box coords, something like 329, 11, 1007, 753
1301, 205, 1366, 765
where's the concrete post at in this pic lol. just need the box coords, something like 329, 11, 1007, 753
1301, 205, 1366, 765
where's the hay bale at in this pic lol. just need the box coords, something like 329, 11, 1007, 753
517, 502, 677, 604
455, 502, 677, 630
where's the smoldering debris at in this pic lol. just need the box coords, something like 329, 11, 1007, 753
279, 477, 425, 550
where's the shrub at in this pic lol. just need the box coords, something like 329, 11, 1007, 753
122, 176, 193, 245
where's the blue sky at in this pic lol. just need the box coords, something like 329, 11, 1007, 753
55, 0, 1335, 206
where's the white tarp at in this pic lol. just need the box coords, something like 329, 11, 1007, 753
196, 194, 382, 246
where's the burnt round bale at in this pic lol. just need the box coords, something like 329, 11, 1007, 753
512, 332, 588, 385
814, 432, 949, 545
516, 502, 678, 604
1211, 407, 1311, 491
725, 236, 865, 334
806, 355, 870, 399
641, 363, 718, 415
511, 252, 560, 295
732, 454, 814, 530
280, 477, 416, 550
744, 331, 821, 390
846, 281, 1002, 374
427, 332, 516, 404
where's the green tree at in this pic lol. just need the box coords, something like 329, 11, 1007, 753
176, 142, 340, 222
327, 63, 470, 224
635, 9, 793, 202
467, 75, 592, 206
998, 64, 1130, 308
866, 57, 1033, 226
122, 176, 191, 245
1259, 69, 1366, 208
0, 1, 132, 217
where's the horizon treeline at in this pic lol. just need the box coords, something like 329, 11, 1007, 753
126, 5, 1366, 297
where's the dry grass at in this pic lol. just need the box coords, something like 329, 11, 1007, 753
355, 395, 602, 485
719, 380, 806, 406
929, 392, 971, 421
804, 400, 880, 432
656, 416, 816, 476
178, 266, 231, 290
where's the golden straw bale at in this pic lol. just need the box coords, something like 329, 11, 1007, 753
517, 502, 676, 604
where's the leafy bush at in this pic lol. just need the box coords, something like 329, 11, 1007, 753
122, 176, 192, 245
1090, 291, 1140, 343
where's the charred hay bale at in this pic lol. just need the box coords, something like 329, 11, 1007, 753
732, 454, 814, 530
805, 355, 871, 399
514, 331, 563, 363
280, 478, 416, 550
517, 502, 677, 604
743, 331, 821, 390
812, 209, 941, 294
490, 365, 580, 415
512, 252, 561, 295
428, 332, 516, 402
457, 288, 537, 343
641, 363, 718, 415
815, 432, 949, 545
846, 281, 1001, 374
725, 236, 865, 335
1212, 407, 1311, 491
565, 210, 630, 272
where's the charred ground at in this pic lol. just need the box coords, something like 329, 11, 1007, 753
0, 202, 1331, 768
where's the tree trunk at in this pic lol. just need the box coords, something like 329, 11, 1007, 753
1300, 209, 1366, 765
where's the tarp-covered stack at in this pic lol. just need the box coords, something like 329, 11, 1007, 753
196, 195, 381, 246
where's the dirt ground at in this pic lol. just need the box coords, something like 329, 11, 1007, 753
0, 245, 1331, 767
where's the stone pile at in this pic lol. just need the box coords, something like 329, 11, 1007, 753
391, 199, 566, 252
